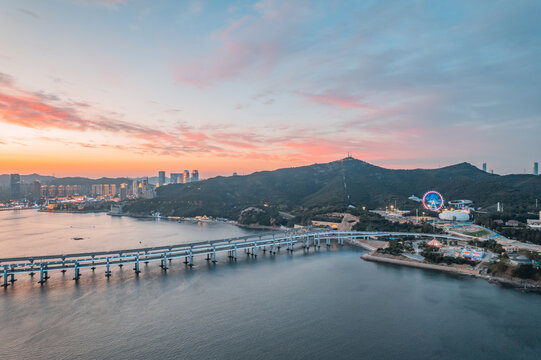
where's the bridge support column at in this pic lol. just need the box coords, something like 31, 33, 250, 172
253, 244, 257, 258
118, 253, 123, 268
38, 264, 45, 284
61, 257, 67, 273
212, 247, 217, 263
91, 256, 96, 271
73, 261, 80, 280
134, 256, 141, 275
163, 254, 168, 271
2, 266, 8, 287
206, 252, 210, 261
29, 262, 35, 276
9, 266, 16, 283
189, 250, 193, 267
105, 258, 111, 277
184, 255, 189, 264
234, 245, 237, 260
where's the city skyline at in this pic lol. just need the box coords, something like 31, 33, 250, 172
1, 0, 541, 177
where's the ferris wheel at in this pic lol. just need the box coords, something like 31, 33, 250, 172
422, 191, 444, 212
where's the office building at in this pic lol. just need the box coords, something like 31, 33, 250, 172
31, 180, 41, 200
191, 170, 199, 182
10, 174, 21, 200
158, 171, 166, 186
183, 170, 190, 183
120, 183, 128, 200
170, 173, 182, 184
48, 185, 57, 198
482, 163, 487, 172
534, 162, 539, 176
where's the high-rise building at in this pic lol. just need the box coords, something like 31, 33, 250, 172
170, 173, 182, 184
92, 184, 103, 197
120, 183, 128, 200
132, 180, 140, 196
534, 162, 539, 176
10, 174, 21, 200
182, 170, 190, 183
31, 180, 41, 200
48, 185, 57, 198
191, 170, 199, 182
482, 163, 487, 172
158, 171, 166, 186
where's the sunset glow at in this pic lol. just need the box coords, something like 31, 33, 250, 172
1, 0, 540, 177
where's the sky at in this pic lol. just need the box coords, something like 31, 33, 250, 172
1, 0, 540, 178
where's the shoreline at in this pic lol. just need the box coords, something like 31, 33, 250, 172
361, 252, 541, 292
38, 209, 107, 214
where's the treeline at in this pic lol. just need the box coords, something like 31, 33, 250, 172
352, 211, 444, 234
378, 239, 414, 256
237, 207, 287, 227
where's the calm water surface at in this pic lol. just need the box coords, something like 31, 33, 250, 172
1, 211, 540, 359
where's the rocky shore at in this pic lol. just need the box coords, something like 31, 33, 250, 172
361, 252, 541, 292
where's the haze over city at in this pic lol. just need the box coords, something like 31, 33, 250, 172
1, 0, 540, 177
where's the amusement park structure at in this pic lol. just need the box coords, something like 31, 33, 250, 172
409, 191, 471, 221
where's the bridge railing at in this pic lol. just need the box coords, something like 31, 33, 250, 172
0, 230, 465, 287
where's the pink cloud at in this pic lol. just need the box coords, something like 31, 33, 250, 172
0, 83, 178, 144
299, 92, 375, 110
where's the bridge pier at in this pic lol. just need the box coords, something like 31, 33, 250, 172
9, 266, 16, 283
253, 244, 257, 258
2, 266, 8, 287
91, 256, 96, 271
73, 261, 80, 281
38, 264, 46, 284
189, 249, 193, 267
162, 254, 168, 271
234, 245, 238, 260
134, 255, 141, 275
105, 258, 111, 277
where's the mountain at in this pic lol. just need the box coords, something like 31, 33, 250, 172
124, 158, 541, 218
0, 174, 56, 186
0, 174, 132, 187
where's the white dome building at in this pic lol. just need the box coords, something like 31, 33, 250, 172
439, 210, 470, 221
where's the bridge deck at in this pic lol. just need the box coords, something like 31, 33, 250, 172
0, 230, 464, 287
